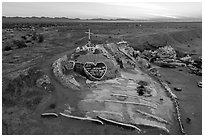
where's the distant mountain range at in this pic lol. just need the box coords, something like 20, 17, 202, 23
2, 16, 202, 22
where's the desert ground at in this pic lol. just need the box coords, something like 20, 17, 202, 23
2, 19, 202, 135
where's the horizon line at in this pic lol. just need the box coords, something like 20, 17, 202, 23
2, 16, 202, 20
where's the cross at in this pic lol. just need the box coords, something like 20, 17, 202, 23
85, 29, 94, 46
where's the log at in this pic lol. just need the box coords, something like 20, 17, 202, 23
118, 47, 137, 63
97, 115, 141, 132
160, 81, 177, 99
41, 112, 58, 117
175, 100, 185, 134
103, 100, 157, 109
134, 109, 169, 124
137, 123, 169, 133
59, 112, 104, 125
158, 79, 185, 134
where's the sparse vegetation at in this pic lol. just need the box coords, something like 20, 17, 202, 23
2, 67, 51, 109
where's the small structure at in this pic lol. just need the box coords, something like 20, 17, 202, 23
84, 29, 97, 53
75, 47, 81, 52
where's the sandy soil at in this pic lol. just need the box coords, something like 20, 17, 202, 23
159, 67, 202, 135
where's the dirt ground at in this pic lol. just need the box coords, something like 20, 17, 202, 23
159, 67, 202, 135
2, 21, 202, 135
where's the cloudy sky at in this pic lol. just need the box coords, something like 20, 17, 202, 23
2, 2, 202, 20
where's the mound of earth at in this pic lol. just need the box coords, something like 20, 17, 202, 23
51, 41, 181, 134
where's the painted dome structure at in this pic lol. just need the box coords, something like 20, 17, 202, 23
52, 29, 184, 134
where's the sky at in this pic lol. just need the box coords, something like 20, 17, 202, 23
2, 2, 202, 21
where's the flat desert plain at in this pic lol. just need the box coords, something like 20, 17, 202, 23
2, 19, 202, 135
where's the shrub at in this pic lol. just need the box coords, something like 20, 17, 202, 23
93, 49, 102, 54
13, 40, 27, 49
3, 46, 12, 51
21, 35, 27, 40
32, 32, 37, 40
38, 34, 44, 43
2, 67, 47, 109
25, 96, 43, 110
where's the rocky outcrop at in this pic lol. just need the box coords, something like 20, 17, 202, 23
155, 45, 176, 59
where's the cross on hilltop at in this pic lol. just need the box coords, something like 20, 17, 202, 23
85, 29, 94, 46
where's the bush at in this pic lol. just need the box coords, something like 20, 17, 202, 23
25, 67, 44, 87
38, 34, 44, 43
21, 35, 27, 40
13, 40, 27, 49
32, 32, 37, 40
175, 50, 186, 58
193, 58, 202, 69
3, 79, 17, 107
25, 96, 43, 110
3, 46, 12, 51
93, 49, 102, 54
2, 67, 47, 109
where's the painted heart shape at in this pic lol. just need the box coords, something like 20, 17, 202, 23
84, 62, 107, 80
